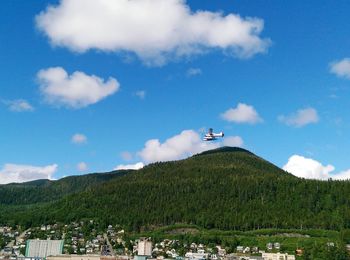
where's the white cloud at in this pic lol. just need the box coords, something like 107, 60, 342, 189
0, 163, 57, 184
138, 130, 243, 163
221, 103, 262, 124
77, 162, 88, 171
283, 155, 334, 180
334, 170, 350, 180
71, 133, 87, 144
283, 155, 350, 180
135, 90, 146, 99
278, 107, 319, 127
37, 67, 119, 108
4, 99, 34, 112
223, 136, 244, 147
36, 0, 270, 65
330, 58, 350, 79
187, 68, 202, 77
115, 162, 144, 170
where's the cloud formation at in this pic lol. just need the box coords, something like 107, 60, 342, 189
38, 67, 119, 108
115, 162, 144, 170
4, 99, 34, 112
221, 103, 262, 124
36, 0, 270, 65
138, 129, 243, 163
71, 133, 87, 144
186, 68, 202, 77
330, 58, 350, 79
0, 163, 57, 184
223, 136, 244, 147
283, 155, 350, 180
278, 107, 319, 127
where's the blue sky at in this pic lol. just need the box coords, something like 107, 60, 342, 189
1, 0, 350, 183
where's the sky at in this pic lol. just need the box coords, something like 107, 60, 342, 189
1, 0, 350, 183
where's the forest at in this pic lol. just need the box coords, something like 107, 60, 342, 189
0, 147, 350, 233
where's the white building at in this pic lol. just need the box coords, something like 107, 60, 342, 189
138, 239, 152, 256
262, 252, 295, 260
185, 250, 208, 260
26, 240, 64, 258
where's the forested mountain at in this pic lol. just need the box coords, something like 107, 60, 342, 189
1, 147, 350, 232
0, 170, 129, 204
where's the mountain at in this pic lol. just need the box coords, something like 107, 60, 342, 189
0, 170, 130, 204
1, 147, 350, 231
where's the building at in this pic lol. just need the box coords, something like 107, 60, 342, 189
346, 244, 350, 252
261, 252, 295, 260
273, 243, 280, 250
26, 240, 64, 258
226, 254, 263, 260
236, 246, 244, 253
138, 239, 152, 257
184, 251, 208, 260
266, 243, 273, 251
47, 255, 119, 260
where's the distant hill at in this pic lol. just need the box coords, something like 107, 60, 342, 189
0, 171, 129, 204
1, 147, 350, 231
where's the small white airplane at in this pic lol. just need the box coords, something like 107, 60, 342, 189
203, 128, 224, 141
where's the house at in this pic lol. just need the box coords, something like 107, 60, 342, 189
261, 252, 295, 260
210, 254, 218, 260
266, 243, 273, 251
216, 246, 226, 256
185, 252, 208, 260
346, 244, 350, 252
166, 249, 178, 258
243, 247, 250, 254
251, 247, 259, 254
190, 243, 197, 249
236, 246, 244, 253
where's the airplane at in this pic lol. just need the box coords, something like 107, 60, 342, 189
203, 128, 224, 141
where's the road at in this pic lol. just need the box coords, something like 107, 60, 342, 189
1, 228, 30, 255
102, 233, 115, 256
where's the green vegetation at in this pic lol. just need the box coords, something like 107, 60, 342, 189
0, 147, 350, 236
129, 225, 349, 258
0, 170, 130, 204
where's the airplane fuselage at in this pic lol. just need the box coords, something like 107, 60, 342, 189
203, 132, 224, 141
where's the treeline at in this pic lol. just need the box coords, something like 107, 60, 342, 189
1, 147, 350, 232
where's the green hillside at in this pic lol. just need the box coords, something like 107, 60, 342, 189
0, 170, 130, 204
1, 147, 350, 232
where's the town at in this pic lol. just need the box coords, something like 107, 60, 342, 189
1, 221, 348, 260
